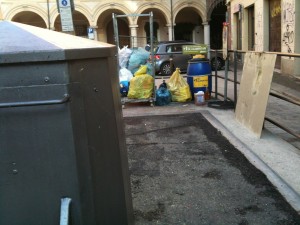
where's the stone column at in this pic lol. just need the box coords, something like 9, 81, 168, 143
88, 26, 98, 41
129, 25, 138, 48
97, 27, 106, 43
166, 24, 173, 41
203, 21, 210, 58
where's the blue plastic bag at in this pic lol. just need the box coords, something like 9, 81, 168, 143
155, 87, 172, 106
127, 47, 150, 74
120, 81, 130, 97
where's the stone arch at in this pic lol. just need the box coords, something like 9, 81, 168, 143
6, 4, 48, 28
135, 4, 170, 43
71, 4, 93, 25
173, 2, 205, 42
173, 1, 206, 22
94, 4, 131, 45
208, 0, 227, 49
50, 4, 93, 30
94, 3, 131, 25
53, 10, 90, 37
207, 0, 226, 21
135, 3, 170, 25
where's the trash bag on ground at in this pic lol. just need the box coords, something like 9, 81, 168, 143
155, 87, 171, 106
127, 74, 154, 99
134, 65, 147, 76
159, 80, 167, 89
146, 62, 154, 76
119, 67, 133, 82
120, 81, 130, 97
167, 68, 192, 102
118, 46, 132, 68
127, 47, 150, 74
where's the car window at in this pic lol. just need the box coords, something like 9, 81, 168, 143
165, 45, 172, 53
166, 44, 183, 53
153, 46, 159, 53
172, 45, 182, 52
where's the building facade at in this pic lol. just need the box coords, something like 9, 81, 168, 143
227, 0, 300, 77
0, 0, 226, 50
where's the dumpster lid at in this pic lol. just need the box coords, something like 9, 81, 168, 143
0, 21, 116, 63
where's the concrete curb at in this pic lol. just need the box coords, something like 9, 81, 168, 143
201, 110, 300, 214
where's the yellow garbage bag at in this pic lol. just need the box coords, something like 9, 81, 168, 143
193, 54, 205, 59
167, 68, 192, 102
127, 74, 154, 99
134, 65, 148, 76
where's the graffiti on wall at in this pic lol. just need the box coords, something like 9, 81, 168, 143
255, 9, 263, 51
282, 0, 295, 54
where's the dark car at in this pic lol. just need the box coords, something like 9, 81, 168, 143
152, 41, 224, 75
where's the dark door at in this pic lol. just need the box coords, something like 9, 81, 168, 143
269, 0, 281, 68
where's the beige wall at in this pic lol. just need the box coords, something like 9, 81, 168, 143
229, 0, 300, 77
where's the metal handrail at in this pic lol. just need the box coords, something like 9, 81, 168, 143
0, 94, 70, 108
209, 49, 300, 140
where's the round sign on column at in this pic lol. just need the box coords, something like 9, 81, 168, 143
59, 0, 70, 8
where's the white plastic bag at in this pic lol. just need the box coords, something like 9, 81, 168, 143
119, 68, 133, 82
118, 46, 132, 68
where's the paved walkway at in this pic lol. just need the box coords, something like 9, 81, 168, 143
122, 69, 300, 214
125, 113, 300, 224
155, 69, 300, 149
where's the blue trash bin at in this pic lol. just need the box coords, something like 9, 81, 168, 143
187, 58, 212, 97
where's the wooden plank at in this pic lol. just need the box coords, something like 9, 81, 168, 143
235, 52, 277, 138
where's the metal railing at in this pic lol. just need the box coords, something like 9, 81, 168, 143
210, 49, 300, 139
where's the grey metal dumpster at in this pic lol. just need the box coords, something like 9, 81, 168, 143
0, 21, 133, 225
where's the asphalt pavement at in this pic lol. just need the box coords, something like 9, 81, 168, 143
122, 68, 300, 223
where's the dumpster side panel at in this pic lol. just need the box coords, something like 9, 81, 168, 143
0, 62, 70, 88
69, 55, 133, 224
0, 84, 83, 225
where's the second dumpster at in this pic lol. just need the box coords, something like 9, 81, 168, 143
0, 21, 133, 225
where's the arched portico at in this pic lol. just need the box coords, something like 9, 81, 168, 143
136, 3, 171, 42
136, 7, 169, 45
95, 7, 130, 46
6, 5, 47, 28
93, 4, 131, 45
208, 1, 226, 50
172, 2, 205, 44
54, 10, 89, 37
1, 0, 214, 47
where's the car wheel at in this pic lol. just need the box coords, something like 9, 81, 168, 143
211, 57, 224, 70
160, 62, 172, 76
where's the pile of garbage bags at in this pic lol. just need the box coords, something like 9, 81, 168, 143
155, 68, 191, 105
118, 46, 192, 105
118, 46, 153, 98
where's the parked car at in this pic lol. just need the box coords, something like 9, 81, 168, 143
152, 41, 224, 75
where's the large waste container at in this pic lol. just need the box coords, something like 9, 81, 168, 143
187, 58, 212, 96
0, 21, 133, 225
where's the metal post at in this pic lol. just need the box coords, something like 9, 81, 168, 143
47, 0, 50, 30
170, 0, 174, 41
112, 13, 119, 49
224, 58, 228, 101
150, 12, 154, 77
223, 12, 229, 101
234, 50, 238, 108
214, 49, 218, 99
